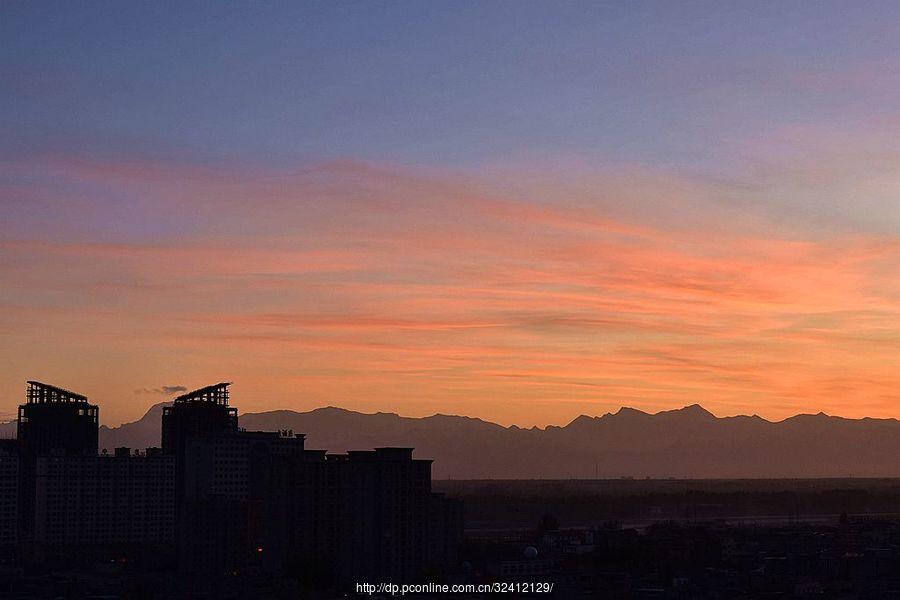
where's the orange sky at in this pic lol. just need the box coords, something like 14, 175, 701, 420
2, 152, 899, 427
4, 4, 900, 426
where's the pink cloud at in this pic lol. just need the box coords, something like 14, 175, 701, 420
1, 155, 899, 425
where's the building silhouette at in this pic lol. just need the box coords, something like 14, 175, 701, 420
0, 439, 18, 556
18, 381, 98, 457
32, 448, 175, 552
0, 380, 463, 588
16, 381, 106, 557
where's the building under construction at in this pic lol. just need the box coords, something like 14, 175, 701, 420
18, 381, 98, 457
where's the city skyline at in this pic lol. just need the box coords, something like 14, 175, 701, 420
3, 2, 900, 427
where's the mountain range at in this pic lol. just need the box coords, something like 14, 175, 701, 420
3, 403, 900, 479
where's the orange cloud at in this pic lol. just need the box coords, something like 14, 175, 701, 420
1, 156, 898, 426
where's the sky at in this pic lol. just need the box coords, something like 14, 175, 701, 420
2, 1, 899, 427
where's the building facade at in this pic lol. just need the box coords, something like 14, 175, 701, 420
33, 449, 174, 551
0, 440, 18, 556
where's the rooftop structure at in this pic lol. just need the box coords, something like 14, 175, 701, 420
18, 381, 98, 456
25, 381, 89, 404
162, 384, 238, 447
172, 382, 232, 406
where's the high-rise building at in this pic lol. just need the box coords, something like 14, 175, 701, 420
16, 381, 100, 546
32, 448, 175, 553
18, 381, 98, 457
161, 382, 237, 456
0, 380, 463, 587
177, 427, 307, 574
13, 382, 176, 560
327, 448, 433, 581
0, 440, 18, 558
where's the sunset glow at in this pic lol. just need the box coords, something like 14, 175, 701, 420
2, 3, 899, 426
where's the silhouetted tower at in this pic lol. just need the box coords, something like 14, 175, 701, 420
162, 383, 238, 535
161, 382, 238, 456
17, 381, 98, 544
18, 381, 98, 456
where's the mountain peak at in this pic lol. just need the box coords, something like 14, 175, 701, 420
570, 414, 598, 424
657, 403, 715, 418
614, 406, 649, 417
680, 403, 715, 417
313, 406, 358, 415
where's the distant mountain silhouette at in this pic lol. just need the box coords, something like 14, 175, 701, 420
3, 404, 900, 478
99, 401, 171, 451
